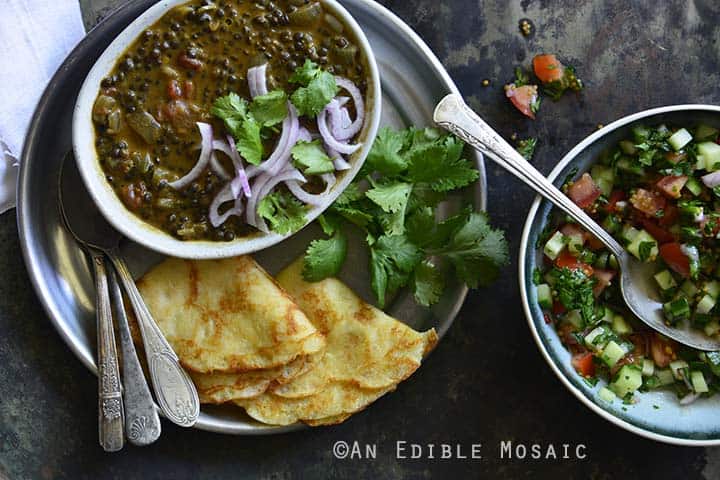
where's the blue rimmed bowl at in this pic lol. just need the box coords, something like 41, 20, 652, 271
519, 105, 720, 446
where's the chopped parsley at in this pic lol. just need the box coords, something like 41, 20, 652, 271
551, 267, 597, 323
516, 137, 538, 161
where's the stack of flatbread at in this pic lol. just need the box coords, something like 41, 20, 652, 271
136, 255, 437, 426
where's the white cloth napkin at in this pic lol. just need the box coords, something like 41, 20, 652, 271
0, 0, 86, 213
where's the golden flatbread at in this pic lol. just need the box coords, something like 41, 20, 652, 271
270, 258, 438, 398
235, 258, 437, 425
136, 256, 325, 373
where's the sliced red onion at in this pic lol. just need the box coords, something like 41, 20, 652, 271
333, 77, 365, 140
702, 170, 720, 188
298, 127, 313, 143
248, 167, 306, 233
247, 102, 300, 178
681, 244, 700, 266
317, 106, 361, 155
336, 96, 350, 107
248, 63, 268, 99
340, 107, 352, 129
169, 122, 213, 189
285, 173, 336, 206
209, 184, 244, 228
225, 135, 251, 198
333, 157, 351, 171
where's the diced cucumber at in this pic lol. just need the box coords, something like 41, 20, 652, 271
566, 233, 585, 255
627, 229, 658, 262
663, 297, 691, 324
654, 270, 677, 291
641, 358, 655, 377
537, 284, 552, 309
591, 165, 614, 196
704, 319, 720, 336
670, 360, 689, 380
685, 177, 703, 196
601, 340, 627, 368
632, 125, 650, 141
543, 231, 567, 260
691, 371, 709, 393
608, 254, 619, 270
611, 315, 633, 335
566, 309, 585, 329
584, 325, 611, 351
704, 280, 720, 299
617, 157, 645, 176
696, 294, 716, 315
594, 252, 610, 270
598, 387, 617, 403
610, 365, 643, 398
696, 124, 719, 141
596, 178, 613, 197
618, 140, 637, 155
668, 128, 693, 151
600, 306, 614, 324
620, 225, 641, 244
681, 280, 699, 298
699, 141, 720, 171
655, 368, 675, 386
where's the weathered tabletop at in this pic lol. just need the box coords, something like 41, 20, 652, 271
1, 0, 719, 478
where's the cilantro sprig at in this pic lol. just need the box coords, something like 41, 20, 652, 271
302, 126, 509, 307
257, 190, 307, 235
289, 59, 338, 117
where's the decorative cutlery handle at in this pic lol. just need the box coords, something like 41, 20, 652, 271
433, 93, 625, 259
107, 251, 199, 427
89, 250, 124, 452
108, 270, 162, 445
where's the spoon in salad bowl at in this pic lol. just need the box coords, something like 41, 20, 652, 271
59, 153, 200, 426
434, 93, 720, 351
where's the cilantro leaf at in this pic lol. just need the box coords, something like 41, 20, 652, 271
291, 140, 334, 175
366, 127, 407, 175
257, 191, 307, 235
370, 235, 423, 307
432, 211, 509, 287
289, 60, 338, 117
317, 213, 343, 236
514, 67, 530, 87
303, 232, 348, 281
552, 267, 597, 323
516, 137, 537, 161
234, 116, 263, 165
407, 144, 480, 192
249, 90, 288, 127
412, 260, 444, 307
212, 93, 248, 135
365, 181, 412, 213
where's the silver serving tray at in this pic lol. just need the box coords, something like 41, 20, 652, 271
17, 0, 487, 435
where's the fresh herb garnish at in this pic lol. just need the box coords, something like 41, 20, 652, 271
301, 127, 508, 307
291, 140, 334, 175
516, 137, 538, 161
552, 266, 597, 323
303, 232, 348, 281
249, 90, 288, 127
257, 190, 307, 235
289, 59, 338, 117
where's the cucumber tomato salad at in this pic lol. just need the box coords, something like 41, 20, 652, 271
536, 123, 720, 406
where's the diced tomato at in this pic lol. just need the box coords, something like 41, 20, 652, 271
555, 251, 594, 277
658, 203, 679, 227
664, 151, 687, 164
650, 333, 678, 368
572, 352, 596, 377
568, 173, 602, 209
592, 269, 616, 297
656, 175, 688, 199
505, 84, 539, 119
630, 188, 666, 217
603, 190, 626, 214
659, 242, 690, 278
560, 223, 585, 240
167, 79, 183, 100
639, 218, 675, 244
552, 300, 567, 315
533, 54, 565, 83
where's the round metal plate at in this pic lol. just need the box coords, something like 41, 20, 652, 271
18, 0, 486, 434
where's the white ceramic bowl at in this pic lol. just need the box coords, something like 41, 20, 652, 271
73, 0, 381, 259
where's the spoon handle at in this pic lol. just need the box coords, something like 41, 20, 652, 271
89, 249, 124, 452
108, 269, 162, 445
106, 250, 200, 428
434, 94, 625, 259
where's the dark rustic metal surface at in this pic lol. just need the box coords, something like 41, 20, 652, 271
1, 0, 719, 478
